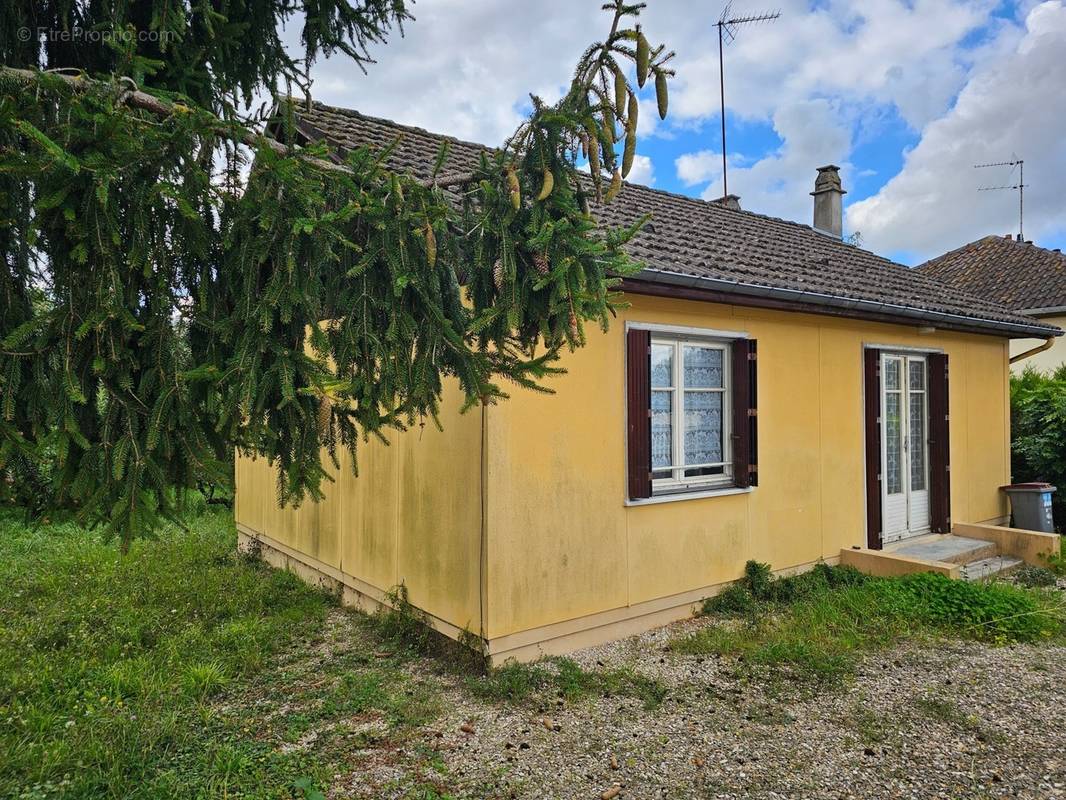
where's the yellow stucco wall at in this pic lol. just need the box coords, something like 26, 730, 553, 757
235, 379, 484, 634
482, 294, 1012, 639
1009, 313, 1066, 374
235, 293, 1015, 647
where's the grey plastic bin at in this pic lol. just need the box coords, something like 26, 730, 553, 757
1001, 483, 1056, 533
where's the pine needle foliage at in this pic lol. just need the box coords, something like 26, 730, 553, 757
0, 1, 674, 547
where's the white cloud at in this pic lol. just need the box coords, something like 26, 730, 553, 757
847, 1, 1066, 260
675, 150, 721, 186
677, 99, 852, 222
640, 0, 995, 130
635, 96, 662, 138
639, 0, 1016, 233
289, 0, 1066, 261
289, 1, 608, 146
626, 154, 655, 186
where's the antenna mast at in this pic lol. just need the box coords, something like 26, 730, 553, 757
975, 158, 1026, 241
716, 4, 780, 198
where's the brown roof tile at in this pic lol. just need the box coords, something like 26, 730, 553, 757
918, 235, 1066, 313
287, 101, 1060, 338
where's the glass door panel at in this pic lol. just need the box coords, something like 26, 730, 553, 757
880, 352, 931, 542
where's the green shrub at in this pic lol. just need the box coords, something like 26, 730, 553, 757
700, 560, 869, 616
1010, 365, 1066, 528
743, 560, 774, 599
701, 582, 755, 615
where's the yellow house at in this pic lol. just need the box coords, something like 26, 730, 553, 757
918, 235, 1066, 374
235, 104, 1062, 663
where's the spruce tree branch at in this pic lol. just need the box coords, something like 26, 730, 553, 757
2, 66, 476, 187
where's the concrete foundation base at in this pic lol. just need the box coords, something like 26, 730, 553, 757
238, 524, 840, 665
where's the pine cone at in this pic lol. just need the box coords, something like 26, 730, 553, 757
317, 395, 332, 436
532, 252, 549, 275
568, 310, 579, 339
493, 258, 504, 290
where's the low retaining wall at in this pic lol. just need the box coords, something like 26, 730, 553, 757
839, 547, 961, 579
951, 522, 1060, 566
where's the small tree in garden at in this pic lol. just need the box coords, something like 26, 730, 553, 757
1010, 365, 1066, 528
0, 2, 674, 547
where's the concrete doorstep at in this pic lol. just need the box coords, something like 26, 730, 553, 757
840, 522, 1060, 581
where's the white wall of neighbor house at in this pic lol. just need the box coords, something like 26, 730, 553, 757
1009, 313, 1066, 374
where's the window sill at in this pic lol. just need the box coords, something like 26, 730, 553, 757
625, 485, 754, 507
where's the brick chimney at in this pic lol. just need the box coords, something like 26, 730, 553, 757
811, 165, 846, 238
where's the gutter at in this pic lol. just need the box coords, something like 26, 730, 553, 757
1010, 338, 1056, 365
632, 267, 1063, 340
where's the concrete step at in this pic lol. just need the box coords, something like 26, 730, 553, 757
960, 555, 1025, 582
892, 535, 998, 565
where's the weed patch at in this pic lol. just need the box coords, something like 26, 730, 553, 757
1043, 536, 1066, 576
1014, 564, 1058, 588
676, 560, 1063, 686
366, 585, 487, 674
468, 657, 667, 710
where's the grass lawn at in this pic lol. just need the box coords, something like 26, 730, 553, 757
0, 505, 347, 799
0, 506, 665, 799
1, 507, 1063, 799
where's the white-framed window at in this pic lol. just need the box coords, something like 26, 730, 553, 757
649, 335, 732, 492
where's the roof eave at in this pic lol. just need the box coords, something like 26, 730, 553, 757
628, 268, 1063, 340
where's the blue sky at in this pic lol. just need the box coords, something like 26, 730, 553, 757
299, 0, 1066, 265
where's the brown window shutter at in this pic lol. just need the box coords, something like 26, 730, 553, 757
731, 338, 758, 488
863, 348, 882, 549
927, 353, 951, 533
626, 328, 652, 500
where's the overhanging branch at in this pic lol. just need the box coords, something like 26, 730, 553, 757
1, 66, 477, 188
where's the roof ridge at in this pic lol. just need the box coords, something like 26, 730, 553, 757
295, 98, 908, 268
298, 97, 502, 154
919, 233, 1066, 271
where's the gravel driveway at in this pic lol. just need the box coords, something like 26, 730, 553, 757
333, 614, 1066, 800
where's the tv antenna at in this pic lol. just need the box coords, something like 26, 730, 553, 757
716, 4, 780, 198
975, 158, 1026, 241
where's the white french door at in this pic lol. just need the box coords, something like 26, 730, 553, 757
880, 353, 931, 543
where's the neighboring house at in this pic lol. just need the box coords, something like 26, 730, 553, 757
918, 235, 1066, 374
235, 103, 1061, 662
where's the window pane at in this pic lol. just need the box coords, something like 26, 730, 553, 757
651, 390, 672, 469
683, 391, 723, 465
909, 360, 925, 391
884, 358, 901, 391
683, 346, 723, 389
885, 392, 902, 494
651, 344, 673, 388
684, 465, 725, 478
910, 391, 926, 491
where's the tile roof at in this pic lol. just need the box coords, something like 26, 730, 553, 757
917, 235, 1066, 314
287, 101, 1060, 339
